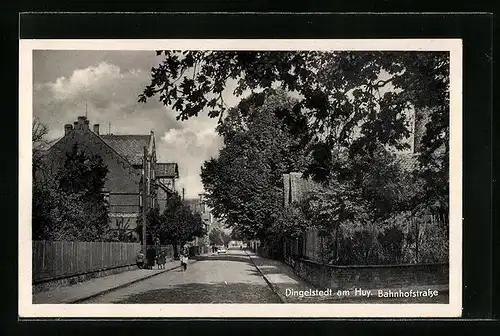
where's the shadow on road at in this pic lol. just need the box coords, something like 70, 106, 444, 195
109, 283, 282, 304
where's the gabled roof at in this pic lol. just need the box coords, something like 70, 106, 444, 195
156, 162, 179, 178
100, 134, 151, 165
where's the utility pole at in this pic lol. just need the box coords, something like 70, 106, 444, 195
182, 188, 185, 201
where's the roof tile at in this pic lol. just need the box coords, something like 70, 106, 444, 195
156, 162, 179, 178
100, 135, 150, 165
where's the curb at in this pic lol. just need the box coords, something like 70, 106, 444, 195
244, 252, 449, 304
69, 259, 198, 303
244, 251, 286, 303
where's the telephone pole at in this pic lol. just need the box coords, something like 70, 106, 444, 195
182, 187, 185, 201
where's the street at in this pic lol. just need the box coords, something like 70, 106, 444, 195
82, 249, 282, 303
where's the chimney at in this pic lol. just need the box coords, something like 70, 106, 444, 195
64, 124, 73, 136
77, 116, 89, 130
93, 124, 100, 135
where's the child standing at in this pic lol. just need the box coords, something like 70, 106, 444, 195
180, 244, 189, 271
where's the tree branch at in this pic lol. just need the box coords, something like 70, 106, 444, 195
372, 74, 402, 88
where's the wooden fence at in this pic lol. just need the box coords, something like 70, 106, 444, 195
282, 213, 449, 265
32, 240, 142, 283
281, 172, 449, 265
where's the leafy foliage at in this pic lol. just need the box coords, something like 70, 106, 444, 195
200, 90, 308, 241
32, 143, 112, 241
157, 193, 206, 245
135, 207, 163, 245
140, 51, 449, 198
142, 51, 450, 264
208, 227, 224, 246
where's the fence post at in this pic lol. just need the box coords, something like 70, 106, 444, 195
76, 241, 80, 274
101, 241, 104, 269
70, 241, 74, 273
109, 242, 113, 269
41, 241, 45, 271
60, 241, 64, 276
88, 242, 91, 270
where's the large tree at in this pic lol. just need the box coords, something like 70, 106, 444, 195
208, 227, 224, 246
33, 143, 112, 241
158, 193, 206, 247
139, 51, 449, 198
201, 90, 308, 242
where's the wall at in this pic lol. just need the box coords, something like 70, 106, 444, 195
46, 128, 141, 195
42, 126, 144, 229
290, 257, 448, 291
283, 172, 319, 207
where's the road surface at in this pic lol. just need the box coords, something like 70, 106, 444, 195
83, 249, 281, 303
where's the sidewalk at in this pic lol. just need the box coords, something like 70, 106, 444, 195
245, 251, 449, 304
245, 250, 319, 303
33, 259, 197, 304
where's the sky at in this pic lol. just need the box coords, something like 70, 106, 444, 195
32, 50, 417, 199
33, 50, 241, 199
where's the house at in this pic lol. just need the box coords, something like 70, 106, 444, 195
185, 193, 214, 230
40, 116, 179, 242
184, 193, 216, 248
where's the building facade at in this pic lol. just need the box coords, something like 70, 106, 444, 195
41, 116, 179, 242
184, 193, 215, 249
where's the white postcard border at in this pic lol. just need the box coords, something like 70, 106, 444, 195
19, 39, 462, 318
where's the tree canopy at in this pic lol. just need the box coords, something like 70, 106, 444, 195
140, 51, 450, 263
200, 90, 308, 241
140, 51, 448, 182
152, 193, 206, 245
208, 227, 224, 246
33, 143, 112, 241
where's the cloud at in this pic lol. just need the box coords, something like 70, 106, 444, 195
33, 60, 223, 198
160, 115, 223, 199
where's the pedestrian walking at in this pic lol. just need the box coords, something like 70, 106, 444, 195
152, 247, 157, 269
146, 247, 155, 269
180, 244, 189, 271
157, 250, 166, 269
136, 250, 145, 269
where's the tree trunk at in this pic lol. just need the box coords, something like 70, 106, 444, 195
173, 240, 179, 260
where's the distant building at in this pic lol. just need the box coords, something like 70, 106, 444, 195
39, 116, 179, 241
184, 193, 216, 249
188, 193, 215, 230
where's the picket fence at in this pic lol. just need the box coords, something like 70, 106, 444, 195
32, 240, 142, 283
281, 213, 449, 265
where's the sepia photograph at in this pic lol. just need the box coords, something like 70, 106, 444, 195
19, 39, 462, 318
